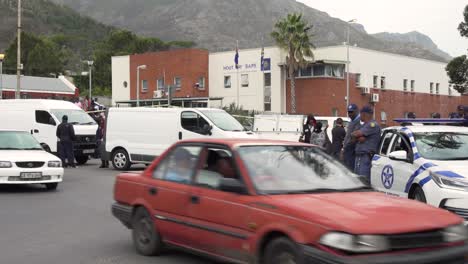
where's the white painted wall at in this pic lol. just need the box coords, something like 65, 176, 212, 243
313, 46, 456, 96
111, 56, 130, 105
209, 47, 285, 113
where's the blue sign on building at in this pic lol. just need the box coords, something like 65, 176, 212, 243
262, 58, 271, 71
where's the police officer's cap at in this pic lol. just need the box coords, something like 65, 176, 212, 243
62, 115, 68, 121
458, 105, 465, 111
347, 104, 358, 112
360, 105, 374, 114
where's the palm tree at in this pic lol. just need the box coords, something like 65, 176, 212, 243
271, 13, 315, 113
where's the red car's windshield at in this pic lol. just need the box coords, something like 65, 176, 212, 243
238, 146, 368, 194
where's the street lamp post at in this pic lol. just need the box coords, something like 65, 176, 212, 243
0, 54, 4, 99
136, 65, 147, 107
85, 60, 94, 101
346, 19, 357, 109
16, 0, 21, 99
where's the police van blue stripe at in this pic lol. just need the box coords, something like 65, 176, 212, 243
435, 171, 465, 179
373, 155, 381, 161
404, 163, 437, 193
419, 176, 432, 187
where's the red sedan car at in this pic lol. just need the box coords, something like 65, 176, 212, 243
112, 139, 468, 264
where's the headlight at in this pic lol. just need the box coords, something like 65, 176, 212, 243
443, 224, 468, 243
319, 232, 390, 253
431, 172, 468, 191
48, 161, 62, 168
0, 161, 12, 168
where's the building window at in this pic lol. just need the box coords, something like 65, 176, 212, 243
449, 84, 453, 96
411, 80, 415, 92
198, 77, 205, 90
403, 79, 408, 91
157, 78, 164, 90
355, 73, 361, 87
241, 74, 249, 87
224, 76, 231, 88
264, 72, 271, 87
381, 76, 386, 89
300, 66, 312, 77
381, 111, 387, 122
174, 77, 182, 89
141, 80, 148, 92
373, 76, 378, 88
430, 82, 434, 94
436, 83, 440, 94
313, 65, 325, 76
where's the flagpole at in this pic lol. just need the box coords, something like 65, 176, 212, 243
236, 40, 240, 108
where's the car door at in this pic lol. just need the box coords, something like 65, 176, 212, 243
144, 145, 202, 245
371, 130, 396, 190
385, 133, 415, 197
33, 110, 58, 152
185, 146, 253, 262
179, 111, 211, 140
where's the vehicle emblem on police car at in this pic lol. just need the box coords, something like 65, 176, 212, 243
381, 165, 394, 189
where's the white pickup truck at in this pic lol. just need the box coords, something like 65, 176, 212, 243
253, 114, 350, 143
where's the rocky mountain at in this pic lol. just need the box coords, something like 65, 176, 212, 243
49, 0, 449, 62
0, 0, 112, 56
372, 31, 452, 61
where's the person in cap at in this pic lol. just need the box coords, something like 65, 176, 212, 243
456, 105, 465, 118
300, 114, 316, 143
342, 104, 361, 170
165, 148, 194, 183
331, 118, 346, 159
351, 106, 381, 181
56, 115, 76, 168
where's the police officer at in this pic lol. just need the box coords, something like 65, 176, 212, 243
342, 104, 361, 170
455, 105, 465, 118
351, 106, 381, 181
56, 115, 76, 168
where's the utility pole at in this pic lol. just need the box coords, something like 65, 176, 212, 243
346, 19, 357, 109
88, 61, 93, 101
16, 0, 22, 99
0, 54, 4, 99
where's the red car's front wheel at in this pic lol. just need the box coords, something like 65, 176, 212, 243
263, 237, 304, 264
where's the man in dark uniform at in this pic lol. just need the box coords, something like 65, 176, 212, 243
300, 115, 316, 143
352, 106, 381, 181
331, 118, 346, 159
342, 104, 361, 170
455, 105, 465, 118
56, 115, 76, 168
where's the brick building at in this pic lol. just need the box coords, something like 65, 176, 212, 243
0, 75, 78, 99
112, 49, 213, 107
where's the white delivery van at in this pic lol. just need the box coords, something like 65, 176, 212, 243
0, 100, 98, 165
253, 114, 350, 143
104, 107, 256, 170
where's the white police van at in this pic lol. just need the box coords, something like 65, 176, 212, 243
370, 119, 468, 224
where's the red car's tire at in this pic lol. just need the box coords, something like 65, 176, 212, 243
263, 237, 305, 264
131, 207, 164, 256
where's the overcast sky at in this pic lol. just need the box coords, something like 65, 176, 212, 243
297, 0, 468, 57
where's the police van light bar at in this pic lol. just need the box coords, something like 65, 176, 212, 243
394, 118, 465, 124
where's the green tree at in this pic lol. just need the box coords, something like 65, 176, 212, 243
271, 13, 315, 113
458, 5, 468, 37
446, 55, 468, 94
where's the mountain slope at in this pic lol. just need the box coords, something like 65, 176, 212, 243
50, 0, 450, 62
0, 0, 112, 58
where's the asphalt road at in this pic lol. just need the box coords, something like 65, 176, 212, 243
0, 160, 215, 264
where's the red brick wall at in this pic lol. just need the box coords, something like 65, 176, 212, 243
129, 49, 209, 100
286, 74, 466, 126
2, 91, 75, 99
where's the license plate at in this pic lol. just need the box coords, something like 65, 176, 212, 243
83, 149, 94, 154
20, 172, 42, 179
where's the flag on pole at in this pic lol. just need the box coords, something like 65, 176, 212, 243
234, 40, 239, 69
260, 46, 265, 71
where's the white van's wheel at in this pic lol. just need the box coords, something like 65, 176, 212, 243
75, 155, 89, 165
112, 149, 131, 170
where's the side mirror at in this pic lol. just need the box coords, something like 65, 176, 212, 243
219, 178, 246, 194
202, 124, 213, 136
389, 150, 408, 162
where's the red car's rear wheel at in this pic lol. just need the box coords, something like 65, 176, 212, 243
131, 207, 164, 256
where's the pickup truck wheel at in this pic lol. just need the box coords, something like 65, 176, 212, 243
112, 149, 131, 170
263, 237, 304, 264
75, 155, 89, 165
132, 207, 163, 256
413, 186, 427, 203
45, 183, 58, 191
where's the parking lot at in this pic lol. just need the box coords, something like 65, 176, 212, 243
0, 160, 213, 264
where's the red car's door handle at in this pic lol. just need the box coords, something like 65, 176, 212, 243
190, 195, 200, 204
148, 187, 158, 196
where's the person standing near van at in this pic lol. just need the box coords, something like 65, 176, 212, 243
342, 104, 361, 170
331, 118, 346, 158
56, 115, 76, 168
96, 115, 109, 168
300, 115, 316, 143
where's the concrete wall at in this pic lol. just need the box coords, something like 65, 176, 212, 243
209, 47, 285, 113
111, 56, 131, 105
